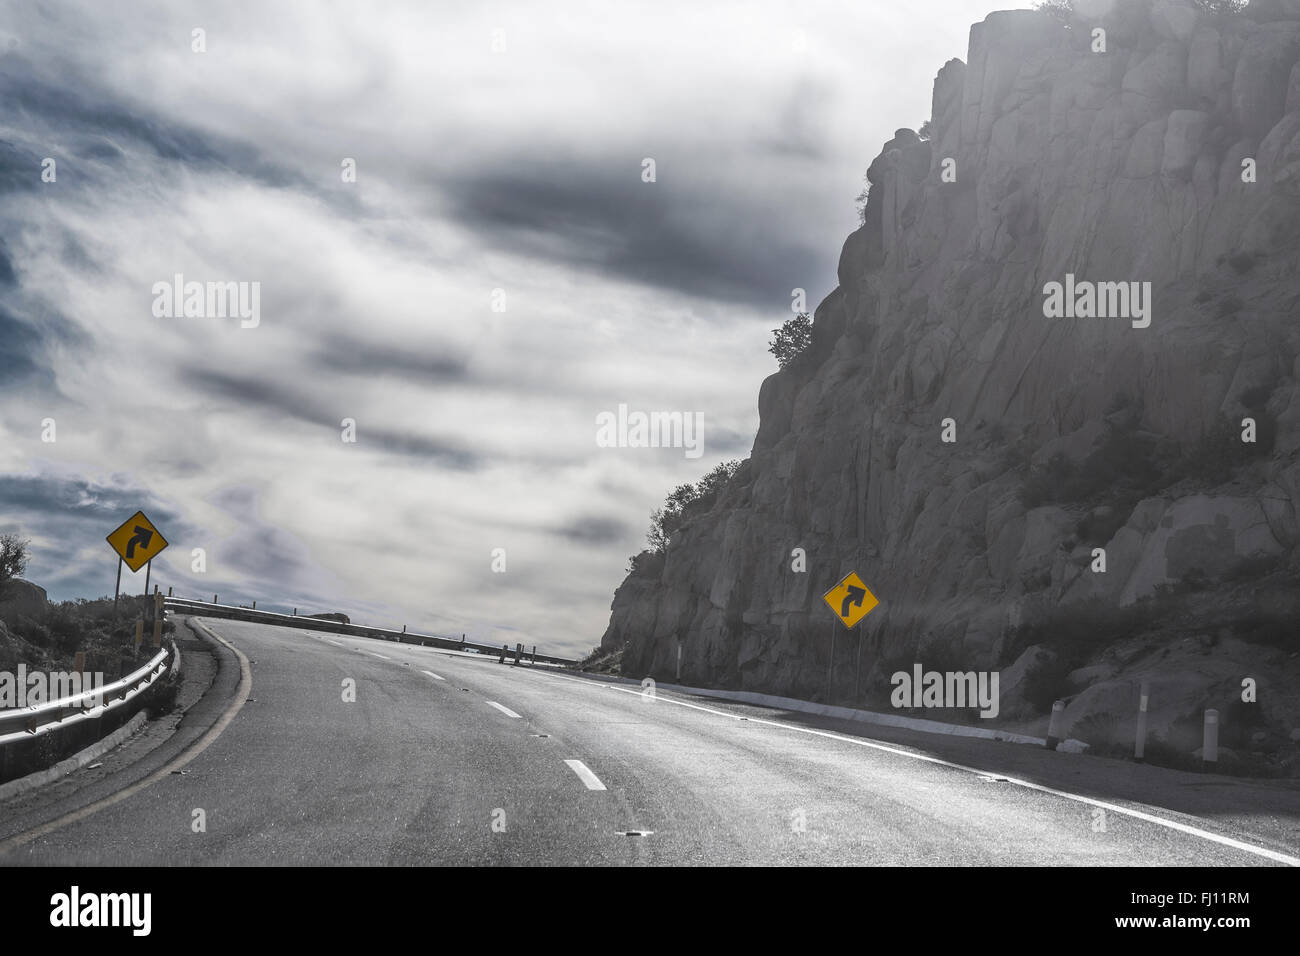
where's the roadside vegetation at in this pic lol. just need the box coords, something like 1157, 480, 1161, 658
0, 533, 175, 678
641, 459, 744, 558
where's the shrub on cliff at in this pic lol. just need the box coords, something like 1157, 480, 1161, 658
1034, 0, 1246, 27
768, 313, 812, 369
1033, 0, 1075, 22
1192, 0, 1247, 14
646, 460, 743, 553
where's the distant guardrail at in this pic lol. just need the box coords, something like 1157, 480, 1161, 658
163, 597, 580, 667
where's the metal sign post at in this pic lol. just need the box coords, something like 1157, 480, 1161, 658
854, 627, 865, 702
827, 619, 836, 701
112, 556, 124, 626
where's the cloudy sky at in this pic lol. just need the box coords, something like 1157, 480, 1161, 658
0, 0, 1028, 657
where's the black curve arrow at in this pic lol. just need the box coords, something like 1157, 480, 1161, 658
840, 585, 866, 619
125, 525, 153, 559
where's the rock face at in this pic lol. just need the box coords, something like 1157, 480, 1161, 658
0, 579, 47, 628
600, 2, 1300, 733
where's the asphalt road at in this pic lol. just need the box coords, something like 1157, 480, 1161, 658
1, 617, 1297, 866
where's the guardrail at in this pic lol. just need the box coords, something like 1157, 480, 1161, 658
0, 645, 174, 746
163, 597, 580, 666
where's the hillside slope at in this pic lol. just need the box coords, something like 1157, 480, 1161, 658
600, 0, 1300, 762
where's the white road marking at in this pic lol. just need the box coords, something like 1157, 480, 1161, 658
486, 701, 522, 719
369, 652, 391, 660
538, 672, 1300, 866
564, 759, 607, 791
421, 670, 446, 681
325, 640, 342, 646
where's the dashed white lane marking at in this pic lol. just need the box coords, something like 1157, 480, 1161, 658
564, 759, 607, 791
486, 701, 522, 719
536, 672, 1300, 866
325, 639, 342, 646
421, 670, 446, 681
369, 652, 391, 660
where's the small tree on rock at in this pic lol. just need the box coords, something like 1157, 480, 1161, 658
645, 460, 743, 553
769, 313, 813, 369
0, 533, 30, 599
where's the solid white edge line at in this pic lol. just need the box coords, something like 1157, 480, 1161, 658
537, 671, 1300, 866
421, 670, 446, 681
564, 759, 607, 791
486, 701, 522, 719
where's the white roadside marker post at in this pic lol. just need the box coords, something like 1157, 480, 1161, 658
1203, 709, 1219, 770
1135, 681, 1149, 762
1045, 700, 1065, 750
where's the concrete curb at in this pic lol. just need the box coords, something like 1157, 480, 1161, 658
0, 710, 149, 803
576, 671, 1089, 753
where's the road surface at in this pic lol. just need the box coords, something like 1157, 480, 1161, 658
1, 616, 1297, 865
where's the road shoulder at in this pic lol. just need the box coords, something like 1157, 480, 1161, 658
0, 616, 240, 845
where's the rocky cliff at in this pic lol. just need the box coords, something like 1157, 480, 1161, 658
600, 0, 1300, 754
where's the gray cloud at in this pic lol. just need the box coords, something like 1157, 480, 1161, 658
2, 58, 265, 176
206, 484, 323, 585
0, 473, 189, 528
0, 307, 47, 385
442, 153, 829, 309
0, 138, 41, 195
186, 367, 484, 470
0, 239, 16, 285
313, 337, 470, 385
552, 515, 632, 546
186, 367, 326, 423
0, 52, 362, 212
